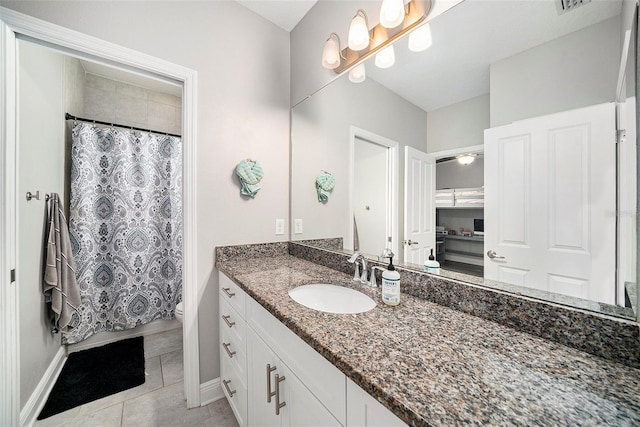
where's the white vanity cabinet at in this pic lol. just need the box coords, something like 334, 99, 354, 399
218, 272, 406, 427
220, 273, 249, 426
247, 327, 341, 427
346, 378, 406, 427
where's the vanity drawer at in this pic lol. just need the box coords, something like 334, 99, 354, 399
221, 324, 247, 382
220, 298, 247, 349
220, 273, 246, 318
221, 353, 247, 427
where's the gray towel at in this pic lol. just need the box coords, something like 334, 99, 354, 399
44, 193, 80, 333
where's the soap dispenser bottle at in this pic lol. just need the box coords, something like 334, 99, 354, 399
424, 248, 441, 274
381, 253, 401, 306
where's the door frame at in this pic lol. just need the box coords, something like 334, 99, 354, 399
0, 8, 200, 425
348, 126, 399, 258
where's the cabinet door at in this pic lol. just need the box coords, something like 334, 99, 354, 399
280, 363, 342, 427
247, 328, 280, 427
346, 379, 406, 427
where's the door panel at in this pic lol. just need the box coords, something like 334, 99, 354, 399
247, 328, 280, 427
403, 147, 435, 265
485, 103, 616, 303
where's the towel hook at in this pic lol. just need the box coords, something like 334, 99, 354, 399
26, 191, 51, 202
26, 191, 40, 201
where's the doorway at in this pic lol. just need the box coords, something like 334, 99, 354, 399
348, 127, 398, 259
1, 10, 199, 425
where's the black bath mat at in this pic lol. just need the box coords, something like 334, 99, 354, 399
37, 336, 145, 419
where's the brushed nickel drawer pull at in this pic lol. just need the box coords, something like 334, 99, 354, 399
222, 379, 236, 397
222, 315, 235, 328
266, 364, 277, 403
222, 342, 236, 358
275, 373, 286, 415
222, 287, 236, 298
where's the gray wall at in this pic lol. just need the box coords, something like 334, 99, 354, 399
3, 0, 291, 384
490, 15, 620, 127
17, 40, 66, 409
427, 94, 489, 153
436, 157, 484, 190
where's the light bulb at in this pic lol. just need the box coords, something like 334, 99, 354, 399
375, 45, 395, 69
349, 63, 366, 83
457, 155, 475, 165
322, 35, 341, 69
348, 10, 370, 51
408, 23, 432, 52
379, 0, 405, 28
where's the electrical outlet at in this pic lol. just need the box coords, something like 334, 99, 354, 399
294, 219, 303, 234
275, 219, 285, 235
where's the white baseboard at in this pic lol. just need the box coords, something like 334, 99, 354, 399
20, 346, 66, 427
68, 319, 181, 353
200, 378, 224, 406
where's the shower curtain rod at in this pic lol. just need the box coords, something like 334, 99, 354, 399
65, 113, 181, 138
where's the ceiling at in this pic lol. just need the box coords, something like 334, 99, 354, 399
234, 0, 318, 32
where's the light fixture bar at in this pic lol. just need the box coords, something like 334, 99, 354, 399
333, 0, 432, 74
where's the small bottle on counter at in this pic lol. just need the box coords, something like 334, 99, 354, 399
424, 248, 440, 274
381, 255, 401, 306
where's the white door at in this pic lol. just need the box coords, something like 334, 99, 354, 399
403, 146, 436, 265
353, 137, 390, 257
484, 103, 616, 304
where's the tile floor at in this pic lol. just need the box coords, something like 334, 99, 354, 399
35, 328, 239, 427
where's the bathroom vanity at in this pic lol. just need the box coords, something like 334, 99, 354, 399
216, 243, 640, 426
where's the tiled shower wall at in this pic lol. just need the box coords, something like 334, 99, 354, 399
63, 57, 182, 136
83, 73, 182, 135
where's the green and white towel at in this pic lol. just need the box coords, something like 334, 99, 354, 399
316, 171, 335, 202
235, 159, 264, 198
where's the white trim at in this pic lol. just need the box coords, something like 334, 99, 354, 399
0, 7, 201, 418
200, 378, 225, 406
428, 144, 484, 160
348, 126, 399, 257
20, 347, 66, 427
1, 17, 20, 427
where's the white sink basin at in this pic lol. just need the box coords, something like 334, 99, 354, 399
288, 284, 376, 314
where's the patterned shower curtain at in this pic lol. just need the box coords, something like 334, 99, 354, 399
65, 122, 182, 344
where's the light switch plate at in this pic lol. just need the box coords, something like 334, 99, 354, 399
275, 219, 285, 235
294, 219, 303, 234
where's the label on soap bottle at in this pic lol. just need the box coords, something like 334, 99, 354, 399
382, 276, 400, 306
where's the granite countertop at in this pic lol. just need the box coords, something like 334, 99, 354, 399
216, 255, 640, 426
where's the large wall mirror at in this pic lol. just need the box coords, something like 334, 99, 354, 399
291, 0, 638, 320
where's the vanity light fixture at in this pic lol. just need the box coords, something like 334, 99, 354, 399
408, 22, 432, 52
375, 45, 395, 68
322, 0, 432, 75
379, 0, 406, 28
348, 9, 370, 51
322, 33, 344, 69
349, 63, 366, 83
457, 154, 476, 165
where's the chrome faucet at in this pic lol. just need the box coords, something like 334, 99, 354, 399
368, 266, 386, 288
348, 252, 368, 284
